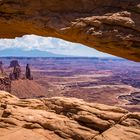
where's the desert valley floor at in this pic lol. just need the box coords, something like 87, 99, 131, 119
1, 57, 140, 112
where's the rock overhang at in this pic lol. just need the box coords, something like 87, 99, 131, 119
0, 0, 140, 61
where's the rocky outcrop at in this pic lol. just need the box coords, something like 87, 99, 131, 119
0, 77, 11, 93
0, 0, 140, 61
0, 91, 140, 140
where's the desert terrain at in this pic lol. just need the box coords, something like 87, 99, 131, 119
0, 57, 140, 112
1, 57, 140, 111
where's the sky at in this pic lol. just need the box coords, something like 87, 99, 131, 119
0, 35, 114, 57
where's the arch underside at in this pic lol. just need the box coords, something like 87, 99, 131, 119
0, 0, 140, 61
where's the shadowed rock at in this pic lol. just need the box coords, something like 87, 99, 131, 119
0, 0, 140, 61
9, 60, 20, 68
9, 60, 21, 80
0, 77, 11, 93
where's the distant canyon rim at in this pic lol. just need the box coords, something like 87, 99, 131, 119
0, 0, 140, 61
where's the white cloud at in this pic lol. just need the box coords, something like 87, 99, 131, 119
0, 35, 76, 50
0, 35, 113, 57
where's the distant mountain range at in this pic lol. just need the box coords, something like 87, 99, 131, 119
0, 48, 69, 57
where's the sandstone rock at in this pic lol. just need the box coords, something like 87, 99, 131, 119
0, 127, 63, 140
0, 0, 140, 61
94, 124, 140, 140
0, 91, 139, 140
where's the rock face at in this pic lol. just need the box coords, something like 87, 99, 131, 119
0, 77, 11, 93
0, 91, 140, 140
0, 0, 140, 61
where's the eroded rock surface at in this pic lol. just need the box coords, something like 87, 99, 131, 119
0, 91, 140, 140
0, 0, 140, 61
0, 77, 11, 93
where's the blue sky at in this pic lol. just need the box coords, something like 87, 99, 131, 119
0, 35, 114, 57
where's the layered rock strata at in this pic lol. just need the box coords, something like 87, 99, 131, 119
0, 91, 139, 140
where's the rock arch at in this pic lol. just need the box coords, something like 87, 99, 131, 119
0, 0, 140, 61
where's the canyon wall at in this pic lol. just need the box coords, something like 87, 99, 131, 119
0, 0, 140, 61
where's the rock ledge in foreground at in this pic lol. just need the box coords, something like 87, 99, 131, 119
0, 91, 140, 140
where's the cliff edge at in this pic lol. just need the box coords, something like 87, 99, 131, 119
0, 91, 139, 140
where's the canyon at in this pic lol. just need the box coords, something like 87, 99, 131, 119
0, 0, 140, 139
0, 57, 140, 112
1, 58, 140, 140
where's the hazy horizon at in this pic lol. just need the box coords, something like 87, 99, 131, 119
0, 35, 115, 58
